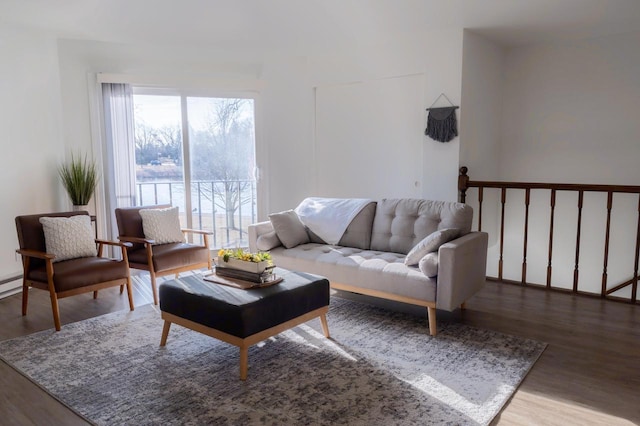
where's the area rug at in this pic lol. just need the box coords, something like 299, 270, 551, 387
0, 298, 546, 425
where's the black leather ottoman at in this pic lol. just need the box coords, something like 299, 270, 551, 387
158, 268, 330, 380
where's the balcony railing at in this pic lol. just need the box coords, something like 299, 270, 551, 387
136, 179, 257, 249
459, 166, 640, 304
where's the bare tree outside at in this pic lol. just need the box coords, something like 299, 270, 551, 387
134, 121, 183, 167
190, 98, 255, 233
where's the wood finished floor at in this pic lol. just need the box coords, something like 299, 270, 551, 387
0, 274, 638, 425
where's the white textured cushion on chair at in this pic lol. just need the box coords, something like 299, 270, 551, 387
139, 206, 184, 244
418, 252, 439, 278
39, 215, 97, 262
269, 210, 310, 249
404, 228, 460, 266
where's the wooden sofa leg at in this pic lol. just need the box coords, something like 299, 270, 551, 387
427, 307, 437, 336
160, 320, 171, 346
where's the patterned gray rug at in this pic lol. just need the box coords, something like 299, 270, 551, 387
0, 298, 545, 425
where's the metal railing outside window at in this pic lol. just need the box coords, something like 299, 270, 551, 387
136, 179, 257, 249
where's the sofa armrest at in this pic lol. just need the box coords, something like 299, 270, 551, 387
248, 221, 277, 252
435, 231, 488, 311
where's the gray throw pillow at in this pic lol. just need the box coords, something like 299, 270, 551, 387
269, 210, 310, 249
404, 228, 460, 266
418, 252, 439, 278
256, 230, 282, 251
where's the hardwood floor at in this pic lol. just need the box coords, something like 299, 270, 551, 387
0, 274, 638, 425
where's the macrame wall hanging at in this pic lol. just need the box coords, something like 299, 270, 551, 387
425, 93, 459, 143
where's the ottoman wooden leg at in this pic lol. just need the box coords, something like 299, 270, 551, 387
160, 320, 172, 346
320, 314, 330, 338
239, 346, 248, 380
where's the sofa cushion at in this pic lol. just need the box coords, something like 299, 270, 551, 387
268, 244, 437, 302
418, 252, 439, 278
404, 228, 460, 266
139, 206, 184, 244
39, 215, 97, 262
128, 242, 209, 272
370, 199, 473, 255
28, 257, 128, 292
269, 210, 310, 248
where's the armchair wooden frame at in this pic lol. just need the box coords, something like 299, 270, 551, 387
17, 239, 134, 332
119, 228, 212, 305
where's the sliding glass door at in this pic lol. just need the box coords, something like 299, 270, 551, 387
131, 91, 257, 248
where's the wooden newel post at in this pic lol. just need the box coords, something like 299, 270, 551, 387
458, 166, 469, 203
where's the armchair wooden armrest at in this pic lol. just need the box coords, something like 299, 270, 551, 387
181, 228, 213, 235
96, 239, 133, 248
16, 248, 55, 260
118, 236, 156, 245
96, 239, 132, 259
181, 228, 211, 248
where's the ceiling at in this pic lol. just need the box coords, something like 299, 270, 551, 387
2, 0, 640, 52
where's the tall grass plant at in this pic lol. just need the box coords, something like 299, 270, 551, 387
58, 153, 98, 206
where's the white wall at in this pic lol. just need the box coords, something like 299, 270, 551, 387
258, 56, 315, 213
0, 24, 64, 293
314, 74, 424, 199
500, 32, 640, 184
310, 29, 464, 202
460, 31, 505, 181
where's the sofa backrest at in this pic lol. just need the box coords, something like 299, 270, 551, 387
370, 199, 473, 255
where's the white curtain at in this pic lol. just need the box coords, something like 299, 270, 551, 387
102, 83, 136, 241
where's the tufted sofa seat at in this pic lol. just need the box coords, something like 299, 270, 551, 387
249, 198, 488, 336
268, 245, 436, 303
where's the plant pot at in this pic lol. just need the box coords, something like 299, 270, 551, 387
73, 205, 88, 212
217, 256, 271, 274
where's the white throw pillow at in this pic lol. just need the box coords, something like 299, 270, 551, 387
269, 210, 310, 249
39, 215, 97, 262
139, 206, 184, 244
404, 228, 460, 266
418, 252, 439, 278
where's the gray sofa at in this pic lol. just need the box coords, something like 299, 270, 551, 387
248, 198, 488, 336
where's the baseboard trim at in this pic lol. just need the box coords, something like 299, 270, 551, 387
0, 274, 22, 299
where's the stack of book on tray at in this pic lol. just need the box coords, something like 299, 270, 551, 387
214, 265, 277, 284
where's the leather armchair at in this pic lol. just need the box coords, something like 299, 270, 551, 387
15, 211, 134, 331
115, 205, 212, 305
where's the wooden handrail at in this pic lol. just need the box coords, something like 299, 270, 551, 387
459, 166, 640, 305
460, 174, 640, 196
